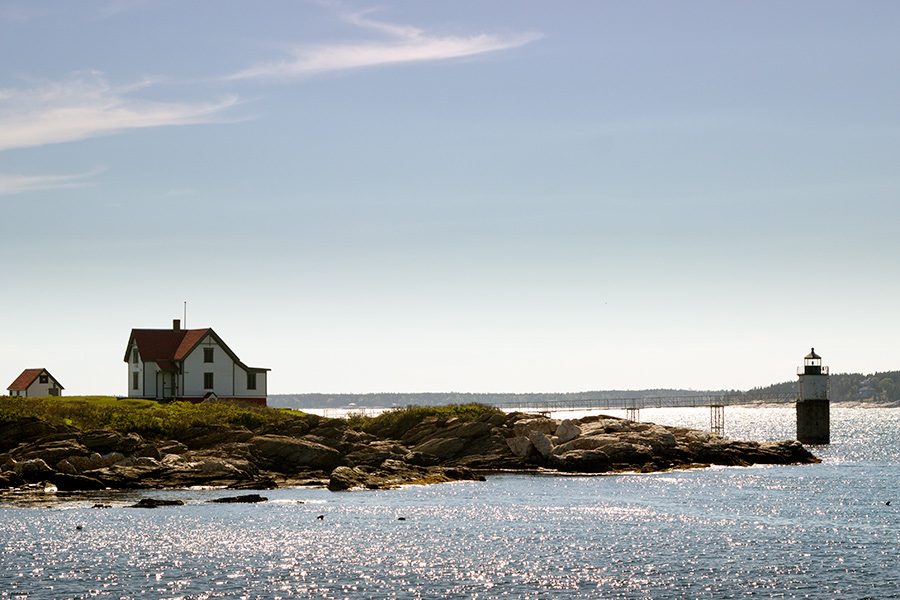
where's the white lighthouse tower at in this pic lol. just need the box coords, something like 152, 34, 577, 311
797, 348, 830, 444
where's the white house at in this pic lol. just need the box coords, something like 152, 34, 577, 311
7, 368, 64, 397
124, 320, 269, 405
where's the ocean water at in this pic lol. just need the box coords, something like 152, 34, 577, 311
2, 407, 899, 600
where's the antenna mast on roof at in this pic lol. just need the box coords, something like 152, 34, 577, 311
184, 301, 187, 329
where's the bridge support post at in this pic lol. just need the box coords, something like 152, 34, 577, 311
626, 407, 639, 422
710, 405, 725, 436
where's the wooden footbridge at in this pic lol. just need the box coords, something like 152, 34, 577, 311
488, 391, 799, 436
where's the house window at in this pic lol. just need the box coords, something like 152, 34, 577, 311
133, 372, 139, 390
247, 371, 257, 390
204, 372, 214, 389
204, 347, 214, 363
132, 349, 138, 364
39, 374, 48, 384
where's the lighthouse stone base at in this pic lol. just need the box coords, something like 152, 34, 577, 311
796, 399, 830, 445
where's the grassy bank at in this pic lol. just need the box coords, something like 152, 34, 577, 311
0, 395, 293, 439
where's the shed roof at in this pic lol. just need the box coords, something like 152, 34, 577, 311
7, 368, 63, 391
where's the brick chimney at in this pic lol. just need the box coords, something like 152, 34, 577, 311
173, 319, 181, 331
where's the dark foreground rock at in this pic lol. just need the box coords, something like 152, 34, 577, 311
0, 411, 819, 495
208, 494, 268, 503
130, 498, 185, 508
327, 463, 485, 491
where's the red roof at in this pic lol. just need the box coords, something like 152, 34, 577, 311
7, 368, 62, 391
128, 328, 212, 362
174, 329, 209, 360
125, 326, 268, 372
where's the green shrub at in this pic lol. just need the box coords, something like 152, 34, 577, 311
352, 403, 500, 437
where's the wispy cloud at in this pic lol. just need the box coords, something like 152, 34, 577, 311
0, 71, 240, 152
227, 11, 542, 81
0, 170, 100, 196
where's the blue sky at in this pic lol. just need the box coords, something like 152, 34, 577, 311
2, 1, 899, 396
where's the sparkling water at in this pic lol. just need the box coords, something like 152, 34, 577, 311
2, 408, 899, 599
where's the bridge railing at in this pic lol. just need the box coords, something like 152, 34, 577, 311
489, 391, 799, 414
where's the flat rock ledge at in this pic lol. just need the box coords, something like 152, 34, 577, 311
0, 412, 819, 495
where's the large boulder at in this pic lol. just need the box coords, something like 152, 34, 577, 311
399, 417, 494, 455
157, 440, 189, 455
445, 420, 493, 439
0, 418, 79, 453
86, 464, 163, 489
411, 436, 467, 460
0, 471, 25, 489
48, 473, 106, 491
328, 466, 368, 491
66, 452, 106, 472
344, 440, 408, 467
79, 430, 143, 454
194, 459, 246, 476
697, 439, 817, 466
512, 417, 558, 437
757, 440, 817, 463
552, 434, 622, 454
555, 420, 582, 444
403, 450, 440, 467
506, 436, 533, 458
12, 439, 90, 465
15, 458, 55, 482
550, 449, 612, 473
180, 425, 253, 449
134, 444, 162, 460
595, 441, 654, 465
527, 431, 554, 458
249, 435, 341, 472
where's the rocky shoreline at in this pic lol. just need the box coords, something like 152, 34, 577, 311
0, 411, 819, 496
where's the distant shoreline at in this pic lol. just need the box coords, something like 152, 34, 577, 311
267, 393, 900, 411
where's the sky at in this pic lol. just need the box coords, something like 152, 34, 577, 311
2, 1, 900, 396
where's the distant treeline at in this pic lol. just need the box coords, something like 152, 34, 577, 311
269, 371, 900, 410
750, 370, 900, 405
268, 389, 737, 410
